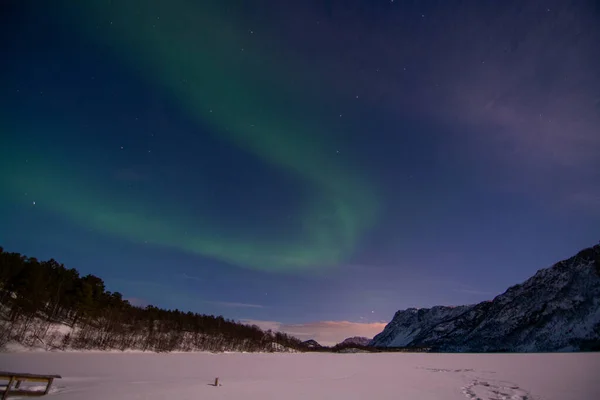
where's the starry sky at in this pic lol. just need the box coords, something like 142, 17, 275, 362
1, 0, 599, 345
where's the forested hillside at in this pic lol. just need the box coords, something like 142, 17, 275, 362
0, 247, 304, 352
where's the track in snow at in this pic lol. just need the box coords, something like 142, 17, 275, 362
423, 367, 534, 400
461, 379, 532, 400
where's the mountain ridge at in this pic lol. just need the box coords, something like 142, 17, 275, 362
338, 336, 371, 347
371, 244, 600, 352
302, 339, 322, 349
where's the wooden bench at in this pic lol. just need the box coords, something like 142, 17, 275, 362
0, 371, 61, 399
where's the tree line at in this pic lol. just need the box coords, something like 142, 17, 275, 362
0, 246, 306, 352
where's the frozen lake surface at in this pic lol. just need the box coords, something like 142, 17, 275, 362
1, 352, 599, 399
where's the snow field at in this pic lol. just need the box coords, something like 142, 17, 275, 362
1, 352, 599, 400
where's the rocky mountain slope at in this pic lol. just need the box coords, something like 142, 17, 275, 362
302, 339, 322, 349
339, 336, 371, 347
371, 244, 600, 352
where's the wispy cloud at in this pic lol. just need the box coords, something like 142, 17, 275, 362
116, 279, 168, 289
241, 320, 387, 346
177, 273, 203, 282
416, 3, 598, 172
452, 282, 497, 298
114, 278, 264, 310
414, 3, 600, 210
453, 288, 496, 297
298, 1, 599, 212
206, 301, 264, 309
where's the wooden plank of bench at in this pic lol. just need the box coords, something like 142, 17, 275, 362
0, 372, 61, 380
0, 371, 62, 379
0, 377, 53, 383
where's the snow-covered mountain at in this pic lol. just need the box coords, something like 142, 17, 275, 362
338, 336, 371, 347
302, 339, 322, 348
371, 244, 600, 352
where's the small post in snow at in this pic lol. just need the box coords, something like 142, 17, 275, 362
214, 377, 219, 387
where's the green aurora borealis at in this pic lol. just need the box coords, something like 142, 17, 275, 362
4, 0, 600, 323
2, 1, 380, 272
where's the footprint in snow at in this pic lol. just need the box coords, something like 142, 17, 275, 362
461, 379, 533, 400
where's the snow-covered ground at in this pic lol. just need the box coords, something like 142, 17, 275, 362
1, 352, 599, 399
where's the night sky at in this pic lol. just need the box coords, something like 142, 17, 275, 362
1, 0, 599, 344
